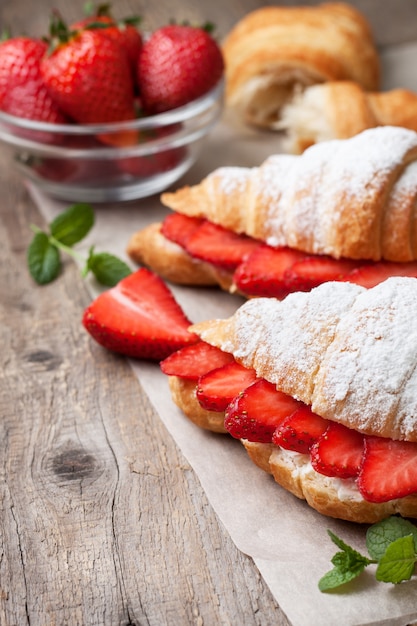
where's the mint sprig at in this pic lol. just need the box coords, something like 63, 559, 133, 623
27, 202, 131, 286
319, 516, 417, 591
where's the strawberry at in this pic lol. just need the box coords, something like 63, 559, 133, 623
310, 422, 364, 479
160, 340, 234, 380
225, 379, 302, 443
183, 220, 260, 271
161, 213, 205, 249
82, 268, 199, 360
196, 361, 258, 412
0, 37, 68, 124
41, 14, 136, 143
357, 437, 417, 503
118, 122, 186, 176
118, 148, 186, 178
272, 405, 329, 454
344, 261, 417, 288
137, 24, 224, 114
33, 153, 117, 183
284, 256, 363, 291
71, 5, 142, 78
233, 245, 308, 298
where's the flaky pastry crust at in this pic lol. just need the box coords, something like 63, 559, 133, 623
222, 3, 380, 128
129, 127, 417, 266
166, 278, 417, 523
280, 81, 417, 153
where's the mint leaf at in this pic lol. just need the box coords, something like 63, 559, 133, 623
367, 516, 417, 560
319, 565, 361, 591
318, 531, 372, 591
28, 204, 131, 286
376, 535, 416, 583
85, 249, 132, 286
27, 231, 61, 284
50, 203, 94, 246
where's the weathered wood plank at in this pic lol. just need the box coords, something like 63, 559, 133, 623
0, 152, 287, 625
1, 1, 417, 624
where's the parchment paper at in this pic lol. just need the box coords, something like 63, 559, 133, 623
25, 41, 417, 626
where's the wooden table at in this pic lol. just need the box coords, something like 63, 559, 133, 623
1, 1, 417, 625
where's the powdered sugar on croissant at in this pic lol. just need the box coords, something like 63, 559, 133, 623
161, 126, 417, 262
191, 277, 417, 442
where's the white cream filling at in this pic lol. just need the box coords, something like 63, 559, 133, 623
272, 446, 364, 503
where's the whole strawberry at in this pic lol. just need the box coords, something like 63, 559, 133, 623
71, 4, 142, 79
138, 24, 224, 114
41, 15, 136, 128
0, 37, 67, 123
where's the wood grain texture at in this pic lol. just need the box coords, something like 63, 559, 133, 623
1, 1, 416, 625
0, 2, 288, 624
0, 155, 287, 626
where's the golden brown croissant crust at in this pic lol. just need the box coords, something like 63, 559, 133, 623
192, 278, 417, 443
166, 278, 417, 523
222, 3, 380, 128
280, 81, 417, 153
157, 126, 417, 263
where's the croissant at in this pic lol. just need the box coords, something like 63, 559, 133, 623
221, 3, 380, 129
279, 81, 417, 153
127, 126, 417, 296
161, 277, 417, 523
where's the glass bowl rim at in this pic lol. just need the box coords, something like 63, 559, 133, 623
0, 77, 224, 135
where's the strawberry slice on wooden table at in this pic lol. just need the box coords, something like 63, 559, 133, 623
82, 268, 199, 360
343, 261, 417, 288
225, 379, 303, 443
160, 341, 234, 380
233, 245, 308, 298
310, 422, 365, 479
272, 405, 329, 454
183, 220, 261, 272
196, 361, 258, 412
137, 24, 224, 114
357, 437, 417, 502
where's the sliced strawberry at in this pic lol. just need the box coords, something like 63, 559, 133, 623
161, 212, 205, 249
284, 256, 363, 291
310, 422, 364, 479
272, 405, 329, 454
82, 268, 199, 360
344, 261, 417, 288
225, 379, 302, 443
160, 341, 234, 380
196, 361, 258, 412
183, 220, 260, 271
357, 437, 417, 503
233, 245, 308, 298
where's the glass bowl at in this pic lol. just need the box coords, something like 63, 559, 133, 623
0, 78, 224, 203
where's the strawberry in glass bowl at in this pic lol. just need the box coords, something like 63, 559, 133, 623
0, 13, 224, 202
